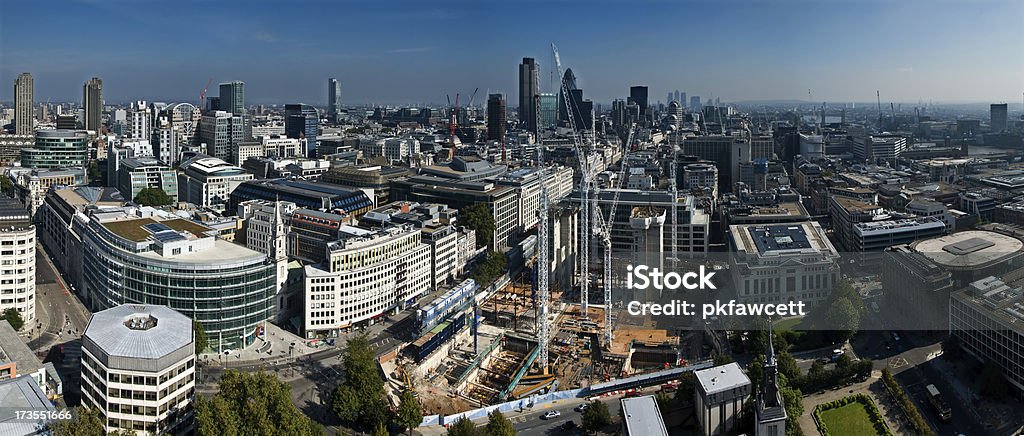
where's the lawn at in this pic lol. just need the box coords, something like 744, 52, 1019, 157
773, 316, 805, 331
818, 400, 883, 436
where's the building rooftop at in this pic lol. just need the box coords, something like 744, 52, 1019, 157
954, 277, 1024, 327
83, 304, 193, 360
695, 362, 750, 396
912, 231, 1023, 269
0, 198, 31, 230
102, 217, 214, 242
621, 395, 669, 436
0, 376, 54, 433
0, 320, 42, 377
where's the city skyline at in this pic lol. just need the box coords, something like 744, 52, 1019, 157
1, 0, 1022, 106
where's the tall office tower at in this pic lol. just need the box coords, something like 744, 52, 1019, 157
715, 97, 721, 107
83, 77, 103, 132
14, 73, 34, 135
219, 81, 245, 115
681, 91, 687, 109
629, 86, 649, 119
519, 57, 540, 132
667, 92, 675, 104
127, 101, 152, 141
284, 104, 319, 158
690, 95, 701, 111
557, 69, 593, 130
199, 111, 244, 161
486, 94, 506, 141
539, 93, 557, 128
328, 78, 341, 123
991, 103, 1008, 132
674, 90, 681, 104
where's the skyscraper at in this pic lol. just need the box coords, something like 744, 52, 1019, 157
13, 73, 34, 135
674, 90, 681, 104
539, 93, 557, 129
285, 104, 319, 158
557, 69, 593, 130
518, 57, 540, 132
219, 81, 245, 115
690, 95, 701, 111
666, 92, 674, 105
628, 86, 649, 120
199, 111, 244, 161
486, 94, 505, 141
83, 77, 103, 132
991, 103, 1008, 132
328, 78, 342, 123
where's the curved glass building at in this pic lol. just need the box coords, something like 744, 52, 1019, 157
81, 210, 275, 351
21, 129, 89, 169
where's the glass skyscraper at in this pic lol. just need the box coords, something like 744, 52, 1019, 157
285, 104, 319, 158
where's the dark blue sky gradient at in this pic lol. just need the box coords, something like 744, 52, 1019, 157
2, 0, 1022, 105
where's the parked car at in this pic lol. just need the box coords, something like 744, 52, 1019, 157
574, 403, 589, 412
542, 411, 561, 419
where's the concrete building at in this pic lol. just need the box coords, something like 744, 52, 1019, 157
127, 101, 151, 141
848, 134, 907, 161
0, 375, 57, 435
117, 157, 178, 204
620, 395, 669, 436
680, 135, 751, 192
7, 167, 87, 217
518, 58, 540, 132
683, 162, 719, 198
328, 78, 342, 123
0, 134, 33, 164
695, 362, 751, 436
83, 77, 103, 132
21, 129, 88, 169
38, 186, 124, 293
950, 277, 1024, 394
14, 73, 34, 135
284, 104, 318, 157
487, 93, 506, 141
81, 210, 275, 351
199, 111, 245, 162
905, 199, 954, 229
303, 224, 431, 338
390, 175, 519, 250
494, 166, 574, 234
218, 81, 245, 115
991, 103, 1008, 132
583, 189, 711, 255
287, 209, 353, 264
360, 202, 474, 291
81, 304, 195, 434
177, 154, 253, 211
829, 196, 946, 264
729, 222, 840, 308
0, 199, 35, 323
322, 165, 410, 205
239, 200, 297, 322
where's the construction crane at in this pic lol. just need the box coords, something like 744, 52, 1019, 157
199, 79, 213, 111
535, 128, 551, 373
550, 43, 595, 320
448, 93, 460, 159
590, 123, 635, 345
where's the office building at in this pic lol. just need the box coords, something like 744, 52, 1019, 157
494, 166, 574, 232
199, 111, 244, 162
695, 362, 751, 436
628, 86, 649, 120
486, 93, 505, 141
0, 134, 33, 164
690, 95, 701, 111
847, 134, 907, 161
558, 69, 593, 130
83, 77, 103, 132
538, 93, 557, 129
581, 189, 710, 255
991, 103, 1008, 132
390, 175, 519, 250
518, 57, 540, 132
729, 222, 840, 308
950, 277, 1024, 394
322, 165, 410, 205
177, 154, 253, 211
287, 208, 353, 264
218, 81, 245, 115
117, 157, 178, 204
620, 395, 668, 436
303, 224, 431, 337
20, 129, 88, 169
0, 375, 58, 434
284, 104, 319, 157
127, 101, 152, 140
680, 135, 751, 192
682, 162, 719, 198
14, 73, 33, 135
8, 167, 87, 217
38, 186, 124, 293
0, 199, 35, 324
829, 197, 947, 259
229, 179, 374, 215
239, 200, 297, 322
81, 304, 195, 434
328, 78, 342, 123
81, 210, 275, 351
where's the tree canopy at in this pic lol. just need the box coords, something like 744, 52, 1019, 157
581, 400, 611, 432
461, 203, 495, 249
396, 389, 423, 434
193, 320, 208, 353
1, 308, 24, 331
446, 416, 479, 436
485, 410, 515, 436
49, 406, 104, 436
194, 370, 322, 436
133, 187, 173, 207
470, 251, 507, 285
331, 334, 388, 429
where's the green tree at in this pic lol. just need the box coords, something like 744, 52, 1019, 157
470, 251, 507, 285
712, 353, 734, 366
461, 203, 495, 249
824, 297, 861, 341
396, 389, 423, 435
87, 160, 103, 185
193, 320, 208, 353
372, 422, 389, 436
133, 187, 173, 207
49, 406, 104, 436
655, 391, 673, 415
0, 175, 13, 197
1, 308, 24, 331
331, 334, 388, 428
581, 400, 611, 432
194, 370, 322, 436
446, 416, 479, 436
777, 351, 801, 381
484, 410, 515, 436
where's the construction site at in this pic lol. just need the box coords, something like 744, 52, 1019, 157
380, 44, 713, 415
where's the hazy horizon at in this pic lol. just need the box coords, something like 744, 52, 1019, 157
2, 0, 1022, 106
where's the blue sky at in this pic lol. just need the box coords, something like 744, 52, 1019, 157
1, 0, 1022, 105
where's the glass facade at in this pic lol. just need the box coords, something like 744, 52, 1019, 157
21, 130, 88, 169
81, 220, 275, 351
